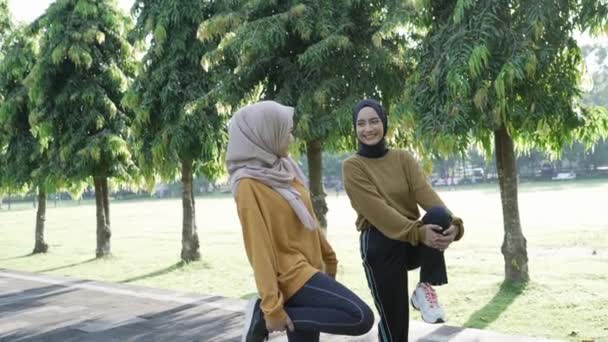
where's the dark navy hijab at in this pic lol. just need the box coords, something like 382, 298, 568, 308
353, 99, 389, 158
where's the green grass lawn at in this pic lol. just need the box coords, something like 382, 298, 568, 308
1, 180, 607, 341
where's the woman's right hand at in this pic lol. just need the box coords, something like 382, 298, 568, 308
419, 224, 452, 251
266, 314, 295, 333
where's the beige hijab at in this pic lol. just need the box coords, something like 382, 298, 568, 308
226, 101, 317, 230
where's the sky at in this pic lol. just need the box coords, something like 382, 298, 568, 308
8, 0, 135, 24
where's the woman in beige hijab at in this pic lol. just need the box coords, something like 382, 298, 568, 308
227, 101, 374, 342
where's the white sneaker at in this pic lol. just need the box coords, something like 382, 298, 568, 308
411, 283, 446, 324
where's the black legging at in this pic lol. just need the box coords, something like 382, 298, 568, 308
359, 206, 451, 342
283, 272, 375, 342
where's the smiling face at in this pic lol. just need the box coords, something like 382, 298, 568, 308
355, 106, 384, 146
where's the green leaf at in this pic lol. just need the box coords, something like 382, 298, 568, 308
51, 44, 67, 64
469, 45, 489, 79
154, 23, 167, 43
474, 86, 488, 110
453, 0, 473, 24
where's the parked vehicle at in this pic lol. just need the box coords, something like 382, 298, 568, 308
552, 171, 576, 181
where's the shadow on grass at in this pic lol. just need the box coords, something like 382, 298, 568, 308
36, 258, 97, 273
0, 253, 34, 261
463, 281, 528, 329
120, 261, 186, 284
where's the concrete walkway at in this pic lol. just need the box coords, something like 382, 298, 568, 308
0, 269, 561, 341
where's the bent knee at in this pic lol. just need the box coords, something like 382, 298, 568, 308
353, 303, 375, 335
423, 206, 452, 228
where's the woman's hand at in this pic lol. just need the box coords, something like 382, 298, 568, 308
266, 314, 295, 333
420, 224, 455, 251
442, 224, 459, 242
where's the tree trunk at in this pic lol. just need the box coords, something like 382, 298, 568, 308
495, 127, 529, 282
32, 187, 49, 254
101, 178, 110, 226
94, 176, 111, 258
181, 158, 201, 262
306, 140, 328, 231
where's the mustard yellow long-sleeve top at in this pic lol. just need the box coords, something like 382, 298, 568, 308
342, 149, 464, 244
234, 178, 338, 325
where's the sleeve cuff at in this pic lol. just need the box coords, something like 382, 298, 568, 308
451, 217, 464, 241
414, 220, 424, 245
324, 262, 338, 277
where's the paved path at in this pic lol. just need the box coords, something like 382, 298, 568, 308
0, 269, 562, 341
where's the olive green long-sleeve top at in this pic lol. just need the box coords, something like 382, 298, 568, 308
342, 149, 464, 244
234, 178, 338, 325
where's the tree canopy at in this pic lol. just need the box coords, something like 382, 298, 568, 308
0, 27, 41, 193
125, 0, 227, 261
28, 0, 137, 186
408, 0, 608, 157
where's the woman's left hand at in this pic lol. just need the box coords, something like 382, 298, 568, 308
435, 225, 458, 251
